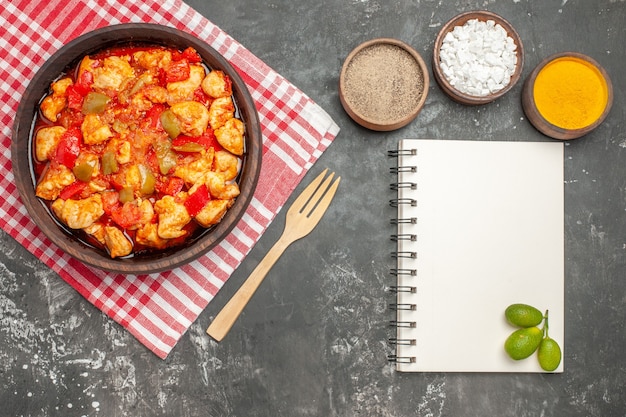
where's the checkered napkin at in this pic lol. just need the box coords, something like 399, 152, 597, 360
0, 0, 339, 358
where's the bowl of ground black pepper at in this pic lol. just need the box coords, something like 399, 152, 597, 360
339, 38, 429, 131
522, 52, 613, 140
433, 11, 523, 105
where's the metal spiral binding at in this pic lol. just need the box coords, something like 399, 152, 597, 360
390, 217, 417, 225
389, 337, 417, 346
388, 285, 417, 293
388, 147, 419, 367
390, 268, 417, 276
388, 354, 416, 364
390, 234, 417, 242
390, 321, 417, 328
390, 165, 417, 174
389, 198, 417, 207
389, 303, 416, 311
387, 149, 417, 157
390, 182, 417, 191
391, 251, 417, 259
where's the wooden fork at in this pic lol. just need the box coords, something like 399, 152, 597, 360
206, 168, 341, 342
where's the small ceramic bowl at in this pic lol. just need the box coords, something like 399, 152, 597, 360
339, 38, 429, 131
11, 23, 263, 274
432, 10, 524, 105
522, 52, 613, 140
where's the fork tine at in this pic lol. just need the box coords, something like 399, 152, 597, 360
290, 168, 329, 212
300, 171, 336, 216
307, 175, 340, 219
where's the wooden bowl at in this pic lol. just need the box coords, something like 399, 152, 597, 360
432, 11, 524, 105
339, 38, 429, 131
522, 52, 613, 140
11, 23, 262, 274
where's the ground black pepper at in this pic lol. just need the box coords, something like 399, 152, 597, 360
342, 43, 424, 124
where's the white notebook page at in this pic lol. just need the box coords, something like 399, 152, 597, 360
393, 139, 564, 373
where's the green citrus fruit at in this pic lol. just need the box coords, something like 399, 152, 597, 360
504, 326, 543, 360
538, 336, 562, 371
505, 303, 544, 328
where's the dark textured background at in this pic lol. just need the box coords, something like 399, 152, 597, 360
2, 1, 625, 416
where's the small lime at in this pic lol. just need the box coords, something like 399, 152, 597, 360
504, 326, 543, 360
538, 336, 562, 371
505, 303, 544, 328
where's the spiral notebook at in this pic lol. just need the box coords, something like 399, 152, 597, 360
388, 139, 564, 373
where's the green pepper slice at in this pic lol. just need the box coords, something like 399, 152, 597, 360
81, 91, 110, 114
102, 151, 119, 175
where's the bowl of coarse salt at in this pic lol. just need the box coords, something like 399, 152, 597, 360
433, 10, 524, 105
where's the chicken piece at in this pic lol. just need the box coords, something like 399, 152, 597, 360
35, 164, 75, 200
115, 140, 132, 164
208, 96, 235, 130
141, 84, 168, 104
51, 194, 104, 229
169, 101, 210, 137
83, 222, 106, 245
204, 171, 240, 200
135, 223, 169, 249
81, 113, 113, 145
212, 150, 240, 181
35, 126, 66, 162
40, 78, 73, 122
124, 164, 142, 192
133, 49, 172, 70
194, 199, 233, 227
127, 199, 155, 230
92, 56, 135, 92
154, 195, 191, 239
78, 56, 97, 77
167, 64, 205, 104
201, 70, 232, 99
104, 225, 133, 258
173, 148, 215, 186
51, 77, 73, 96
214, 118, 244, 156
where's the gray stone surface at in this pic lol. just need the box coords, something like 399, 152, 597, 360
1, 1, 625, 416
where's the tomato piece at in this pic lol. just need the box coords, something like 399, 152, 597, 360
156, 176, 184, 196
181, 47, 202, 63
145, 103, 167, 130
54, 127, 82, 168
192, 87, 212, 107
66, 86, 84, 111
74, 70, 93, 96
165, 59, 190, 83
145, 148, 161, 176
59, 181, 88, 200
171, 130, 222, 153
184, 184, 210, 217
101, 190, 120, 215
111, 202, 143, 229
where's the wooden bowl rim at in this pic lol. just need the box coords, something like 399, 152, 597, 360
338, 37, 430, 131
432, 10, 524, 105
521, 51, 614, 140
11, 23, 263, 274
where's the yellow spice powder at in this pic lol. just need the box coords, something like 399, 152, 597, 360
533, 57, 608, 130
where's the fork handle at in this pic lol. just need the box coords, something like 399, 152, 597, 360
206, 236, 291, 342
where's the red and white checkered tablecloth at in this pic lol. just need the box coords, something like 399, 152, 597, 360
0, 0, 339, 358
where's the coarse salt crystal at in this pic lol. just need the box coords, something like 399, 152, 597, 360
439, 18, 518, 96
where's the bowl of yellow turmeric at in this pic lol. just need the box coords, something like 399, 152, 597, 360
522, 52, 613, 140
